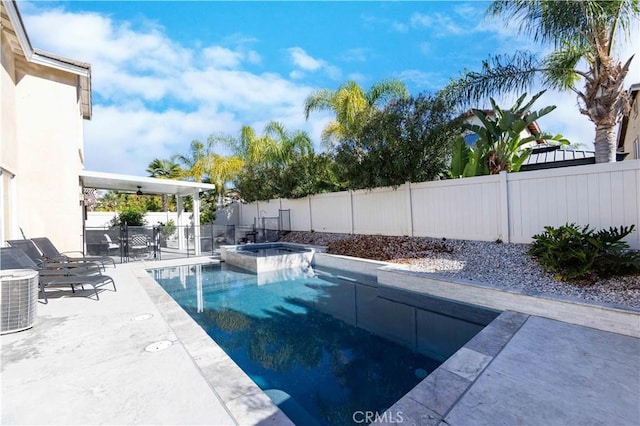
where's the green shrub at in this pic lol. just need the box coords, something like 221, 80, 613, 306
159, 220, 176, 238
110, 207, 147, 227
529, 224, 640, 280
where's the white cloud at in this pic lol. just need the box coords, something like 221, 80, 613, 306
410, 12, 466, 37
202, 46, 243, 69
396, 70, 447, 91
287, 47, 341, 80
340, 48, 370, 62
535, 90, 595, 148
409, 13, 433, 28
289, 70, 305, 80
288, 47, 324, 71
392, 21, 408, 33
361, 13, 408, 34
246, 50, 262, 65
21, 6, 327, 175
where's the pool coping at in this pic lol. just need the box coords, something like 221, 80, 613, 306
132, 254, 640, 425
220, 242, 324, 273
132, 257, 295, 426
314, 252, 639, 337
379, 310, 530, 425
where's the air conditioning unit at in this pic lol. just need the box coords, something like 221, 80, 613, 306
1, 269, 38, 334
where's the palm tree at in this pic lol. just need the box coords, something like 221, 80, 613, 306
207, 154, 244, 208
304, 79, 409, 156
172, 140, 210, 182
146, 158, 182, 212
442, 0, 639, 163
263, 121, 314, 166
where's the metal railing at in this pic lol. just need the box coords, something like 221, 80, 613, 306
84, 223, 287, 263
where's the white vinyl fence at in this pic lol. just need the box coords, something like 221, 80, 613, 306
228, 160, 640, 249
86, 211, 180, 228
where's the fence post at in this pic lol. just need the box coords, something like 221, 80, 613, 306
308, 195, 313, 232
405, 182, 413, 237
349, 190, 354, 234
499, 171, 510, 243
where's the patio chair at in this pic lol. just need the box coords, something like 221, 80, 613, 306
103, 234, 120, 256
6, 239, 103, 274
1, 247, 116, 302
129, 234, 149, 260
31, 237, 116, 269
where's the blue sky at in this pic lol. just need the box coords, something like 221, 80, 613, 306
19, 1, 640, 176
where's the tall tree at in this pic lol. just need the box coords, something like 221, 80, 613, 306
146, 158, 182, 212
304, 79, 409, 156
230, 122, 318, 201
172, 140, 210, 182
441, 0, 639, 163
207, 154, 244, 208
263, 121, 314, 166
335, 94, 463, 189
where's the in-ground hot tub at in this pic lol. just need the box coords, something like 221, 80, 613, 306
220, 243, 325, 273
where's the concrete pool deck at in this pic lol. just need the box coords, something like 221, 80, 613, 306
1, 257, 639, 425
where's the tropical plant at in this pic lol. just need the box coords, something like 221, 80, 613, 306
94, 190, 160, 212
304, 79, 409, 157
530, 223, 640, 279
335, 94, 463, 189
110, 206, 147, 227
449, 136, 472, 178
442, 0, 640, 163
205, 154, 243, 208
172, 140, 210, 182
146, 158, 182, 212
229, 122, 320, 201
450, 91, 569, 177
263, 121, 314, 166
277, 153, 343, 199
158, 219, 176, 239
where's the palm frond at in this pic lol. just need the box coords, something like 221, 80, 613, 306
304, 89, 334, 119
542, 44, 588, 90
366, 79, 409, 107
441, 52, 543, 108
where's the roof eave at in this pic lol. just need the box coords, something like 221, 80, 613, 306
3, 0, 92, 119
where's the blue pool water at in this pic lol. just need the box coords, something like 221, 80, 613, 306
151, 263, 494, 425
237, 243, 311, 257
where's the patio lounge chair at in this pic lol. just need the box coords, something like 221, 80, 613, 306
6, 239, 103, 274
1, 247, 116, 302
31, 237, 116, 269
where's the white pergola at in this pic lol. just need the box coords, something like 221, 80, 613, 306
80, 170, 216, 256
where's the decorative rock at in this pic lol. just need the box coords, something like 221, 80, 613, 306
279, 232, 640, 309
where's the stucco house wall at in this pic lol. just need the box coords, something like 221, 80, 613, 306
1, 0, 91, 252
618, 85, 639, 161
1, 21, 20, 244
14, 60, 85, 250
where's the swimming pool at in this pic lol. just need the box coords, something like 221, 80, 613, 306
221, 242, 320, 273
151, 263, 498, 425
237, 243, 312, 257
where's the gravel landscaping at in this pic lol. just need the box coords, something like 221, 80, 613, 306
279, 231, 640, 310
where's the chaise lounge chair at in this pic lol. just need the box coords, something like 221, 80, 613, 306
6, 239, 103, 274
1, 247, 116, 302
31, 237, 116, 269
